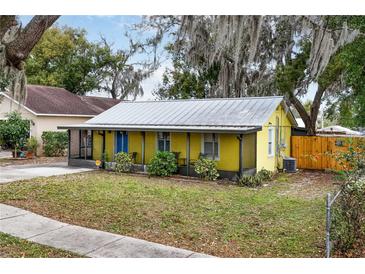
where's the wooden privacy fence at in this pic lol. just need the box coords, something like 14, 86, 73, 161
291, 136, 364, 170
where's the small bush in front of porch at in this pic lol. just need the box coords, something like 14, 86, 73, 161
115, 152, 133, 173
148, 151, 177, 177
194, 158, 219, 181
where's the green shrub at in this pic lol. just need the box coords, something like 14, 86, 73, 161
148, 151, 177, 177
115, 152, 133, 173
237, 169, 273, 188
194, 158, 219, 181
0, 111, 29, 154
331, 140, 365, 256
41, 131, 68, 157
257, 168, 274, 181
26, 137, 38, 153
332, 179, 365, 255
237, 174, 263, 187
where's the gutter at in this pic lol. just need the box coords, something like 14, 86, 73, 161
58, 124, 262, 134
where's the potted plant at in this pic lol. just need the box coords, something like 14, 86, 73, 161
26, 137, 38, 159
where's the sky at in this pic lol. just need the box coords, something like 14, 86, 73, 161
20, 15, 316, 102
20, 15, 169, 100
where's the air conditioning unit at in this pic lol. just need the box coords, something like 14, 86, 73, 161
283, 157, 297, 173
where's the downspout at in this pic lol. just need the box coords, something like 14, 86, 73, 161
67, 129, 71, 163
141, 131, 145, 166
102, 130, 106, 169
84, 134, 87, 160
91, 131, 94, 160
212, 133, 216, 161
237, 134, 244, 177
254, 132, 257, 172
78, 130, 81, 158
186, 132, 190, 176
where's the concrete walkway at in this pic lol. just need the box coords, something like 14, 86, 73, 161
0, 204, 213, 258
0, 162, 92, 184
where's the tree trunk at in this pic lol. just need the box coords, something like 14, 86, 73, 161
5, 16, 60, 69
0, 16, 18, 39
309, 86, 325, 134
289, 86, 326, 135
110, 74, 118, 99
288, 94, 316, 135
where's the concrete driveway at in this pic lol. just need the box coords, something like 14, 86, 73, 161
0, 150, 12, 159
0, 161, 92, 184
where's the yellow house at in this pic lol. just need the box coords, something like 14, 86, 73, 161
59, 97, 297, 179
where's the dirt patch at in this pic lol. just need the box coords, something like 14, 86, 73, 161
0, 156, 66, 167
276, 170, 341, 199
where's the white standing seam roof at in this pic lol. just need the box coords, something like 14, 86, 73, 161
58, 96, 296, 133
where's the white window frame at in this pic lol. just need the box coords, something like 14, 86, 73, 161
268, 127, 275, 157
201, 133, 220, 160
156, 132, 170, 152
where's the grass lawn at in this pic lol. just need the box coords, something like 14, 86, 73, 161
0, 170, 338, 257
0, 232, 80, 258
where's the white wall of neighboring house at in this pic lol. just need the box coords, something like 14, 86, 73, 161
0, 94, 37, 136
33, 116, 91, 155
0, 94, 91, 155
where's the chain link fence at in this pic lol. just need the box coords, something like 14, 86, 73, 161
325, 189, 342, 258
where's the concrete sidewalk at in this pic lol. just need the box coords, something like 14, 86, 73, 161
0, 162, 92, 184
0, 204, 213, 258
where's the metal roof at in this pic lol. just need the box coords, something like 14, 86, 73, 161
58, 96, 296, 133
58, 124, 260, 134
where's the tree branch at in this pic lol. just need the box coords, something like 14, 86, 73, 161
6, 15, 60, 68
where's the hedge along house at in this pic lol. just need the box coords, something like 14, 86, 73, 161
59, 96, 297, 179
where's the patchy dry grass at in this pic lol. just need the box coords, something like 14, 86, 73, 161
0, 170, 338, 257
0, 232, 80, 258
0, 156, 66, 167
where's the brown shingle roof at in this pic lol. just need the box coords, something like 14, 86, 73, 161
24, 85, 121, 116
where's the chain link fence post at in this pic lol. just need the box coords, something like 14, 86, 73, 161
326, 193, 331, 258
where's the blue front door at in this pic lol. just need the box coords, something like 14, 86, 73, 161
116, 132, 128, 153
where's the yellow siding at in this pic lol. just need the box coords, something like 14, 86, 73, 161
92, 131, 103, 160
218, 134, 239, 171
243, 134, 256, 168
171, 132, 187, 158
92, 130, 114, 161
105, 131, 114, 161
145, 132, 156, 163
128, 131, 142, 164
256, 104, 292, 172
190, 133, 201, 161
91, 130, 258, 171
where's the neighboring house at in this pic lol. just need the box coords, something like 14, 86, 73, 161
0, 85, 121, 155
59, 96, 297, 179
317, 125, 363, 136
